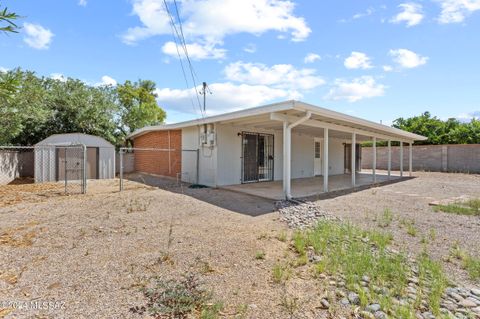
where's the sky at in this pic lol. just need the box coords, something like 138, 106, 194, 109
1, 0, 480, 125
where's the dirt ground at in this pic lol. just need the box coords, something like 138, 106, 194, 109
0, 172, 479, 318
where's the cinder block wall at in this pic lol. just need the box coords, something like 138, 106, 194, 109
362, 144, 480, 173
132, 130, 182, 177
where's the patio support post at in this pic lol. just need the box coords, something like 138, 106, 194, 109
351, 132, 356, 187
387, 140, 391, 180
400, 142, 404, 177
372, 137, 377, 183
283, 111, 312, 200
323, 128, 329, 192
409, 142, 413, 177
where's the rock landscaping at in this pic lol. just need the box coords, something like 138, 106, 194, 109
277, 200, 480, 319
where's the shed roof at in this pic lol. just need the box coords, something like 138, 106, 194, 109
35, 133, 114, 148
128, 100, 427, 142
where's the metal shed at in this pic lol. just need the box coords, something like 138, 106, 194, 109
35, 133, 115, 182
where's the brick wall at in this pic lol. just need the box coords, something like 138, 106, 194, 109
132, 130, 182, 177
362, 144, 480, 173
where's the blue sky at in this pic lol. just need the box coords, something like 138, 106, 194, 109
1, 0, 480, 125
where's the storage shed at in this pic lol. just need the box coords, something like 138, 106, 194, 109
35, 133, 115, 182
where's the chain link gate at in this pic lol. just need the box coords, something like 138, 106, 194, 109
0, 144, 87, 200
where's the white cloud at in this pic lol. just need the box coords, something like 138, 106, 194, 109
50, 73, 67, 82
382, 65, 394, 72
224, 61, 325, 90
96, 75, 117, 87
435, 0, 480, 24
344, 51, 373, 70
325, 76, 386, 102
353, 7, 374, 19
389, 49, 428, 68
23, 23, 54, 50
457, 111, 480, 122
304, 53, 321, 63
78, 0, 87, 6
243, 43, 256, 53
161, 41, 226, 60
0, 66, 8, 73
123, 0, 311, 58
155, 82, 296, 115
390, 3, 424, 27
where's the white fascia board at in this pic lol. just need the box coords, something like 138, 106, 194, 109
293, 101, 427, 141
127, 100, 295, 139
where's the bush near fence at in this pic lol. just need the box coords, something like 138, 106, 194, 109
361, 144, 480, 173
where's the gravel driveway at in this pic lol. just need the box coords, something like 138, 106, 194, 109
1, 172, 479, 318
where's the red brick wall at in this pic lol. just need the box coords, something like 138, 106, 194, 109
133, 130, 182, 177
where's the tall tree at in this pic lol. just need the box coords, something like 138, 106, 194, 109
0, 4, 20, 33
116, 80, 166, 139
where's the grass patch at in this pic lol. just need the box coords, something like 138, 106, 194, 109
449, 242, 480, 281
377, 208, 393, 228
400, 218, 417, 237
272, 263, 290, 284
276, 230, 288, 242
255, 251, 265, 260
434, 198, 480, 216
290, 220, 449, 317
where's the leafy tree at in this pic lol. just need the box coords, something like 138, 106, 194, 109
392, 111, 480, 144
0, 4, 20, 33
116, 80, 166, 138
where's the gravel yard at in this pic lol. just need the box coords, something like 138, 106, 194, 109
1, 172, 479, 318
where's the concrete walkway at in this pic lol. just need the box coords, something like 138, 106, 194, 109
221, 172, 404, 200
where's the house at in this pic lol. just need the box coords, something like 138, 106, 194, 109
127, 100, 427, 200
35, 133, 115, 182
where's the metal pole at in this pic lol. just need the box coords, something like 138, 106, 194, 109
409, 142, 413, 177
196, 149, 200, 184
323, 128, 329, 193
119, 149, 124, 191
373, 137, 377, 183
351, 132, 356, 187
400, 142, 404, 177
64, 148, 67, 194
83, 144, 87, 194
387, 140, 391, 180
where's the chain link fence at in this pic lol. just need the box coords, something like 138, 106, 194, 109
118, 147, 199, 191
0, 145, 86, 203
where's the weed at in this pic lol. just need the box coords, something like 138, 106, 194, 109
295, 254, 308, 267
130, 273, 214, 318
400, 218, 417, 237
196, 259, 215, 275
417, 252, 448, 316
463, 256, 480, 281
277, 230, 288, 242
272, 263, 290, 284
200, 302, 223, 319
235, 304, 248, 319
429, 228, 436, 241
279, 294, 299, 316
292, 231, 306, 256
377, 208, 393, 228
434, 198, 480, 216
126, 198, 150, 213
255, 251, 265, 260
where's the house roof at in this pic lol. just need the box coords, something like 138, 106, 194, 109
128, 100, 427, 142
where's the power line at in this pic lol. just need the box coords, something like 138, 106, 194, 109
162, 0, 205, 117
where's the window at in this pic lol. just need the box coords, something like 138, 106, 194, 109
315, 141, 321, 158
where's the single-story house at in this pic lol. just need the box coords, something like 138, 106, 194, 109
35, 133, 115, 182
127, 100, 427, 200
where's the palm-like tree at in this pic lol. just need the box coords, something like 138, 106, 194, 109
0, 4, 20, 33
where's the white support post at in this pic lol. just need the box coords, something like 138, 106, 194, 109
282, 111, 312, 200
282, 121, 288, 195
351, 132, 356, 187
387, 140, 391, 180
372, 137, 377, 183
323, 128, 329, 193
409, 142, 413, 177
400, 142, 404, 177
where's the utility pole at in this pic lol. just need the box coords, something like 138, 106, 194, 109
202, 82, 207, 112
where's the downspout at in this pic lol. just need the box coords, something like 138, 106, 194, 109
284, 111, 312, 200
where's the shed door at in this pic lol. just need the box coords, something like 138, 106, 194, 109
86, 147, 98, 179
